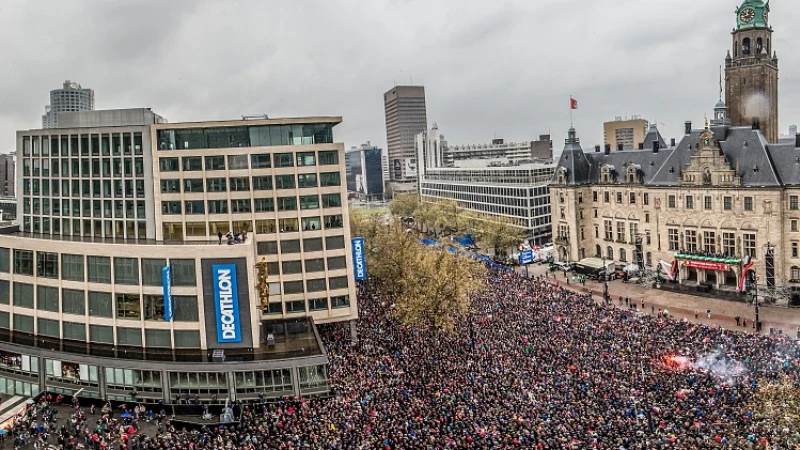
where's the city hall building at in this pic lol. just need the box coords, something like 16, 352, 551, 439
0, 108, 358, 402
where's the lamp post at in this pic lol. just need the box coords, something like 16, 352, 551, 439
601, 254, 609, 300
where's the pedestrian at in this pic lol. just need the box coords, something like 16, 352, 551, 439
735, 315, 740, 326
694, 309, 699, 319
707, 309, 711, 319
218, 231, 223, 245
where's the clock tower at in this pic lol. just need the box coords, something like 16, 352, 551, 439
725, 0, 778, 143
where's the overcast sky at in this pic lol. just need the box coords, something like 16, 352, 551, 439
0, 0, 798, 153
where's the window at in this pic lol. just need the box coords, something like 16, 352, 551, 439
304, 238, 323, 252
298, 173, 318, 188
793, 267, 800, 281
173, 296, 199, 322
62, 289, 85, 315
0, 248, 8, 273
326, 235, 345, 250
251, 154, 271, 168
723, 196, 733, 210
174, 330, 200, 348
685, 195, 693, 209
703, 231, 716, 253
331, 295, 350, 308
791, 196, 799, 211
117, 327, 142, 346
645, 213, 650, 223
306, 278, 327, 292
182, 156, 202, 171
88, 256, 111, 283
141, 259, 167, 286
327, 256, 347, 270
603, 192, 609, 203
616, 192, 622, 203
143, 295, 165, 321
229, 177, 250, 191
37, 252, 59, 279
629, 223, 638, 243
685, 230, 698, 252
36, 285, 59, 312
793, 220, 799, 232
38, 318, 59, 338
253, 176, 273, 190
280, 240, 301, 254
13, 315, 33, 334
629, 193, 636, 204
207, 200, 228, 214
161, 201, 181, 215
722, 232, 736, 256
324, 215, 343, 229
185, 200, 205, 215
63, 322, 86, 341
606, 246, 613, 260
793, 243, 799, 258
161, 179, 180, 193
171, 260, 196, 286
296, 152, 316, 166
274, 153, 294, 167
205, 156, 225, 171
616, 222, 625, 242
254, 198, 275, 212
88, 291, 112, 317
668, 229, 679, 251
283, 281, 304, 294
116, 294, 141, 319
183, 178, 204, 193
318, 150, 338, 165
275, 175, 296, 190
305, 258, 325, 273
744, 197, 753, 211
743, 233, 756, 258
604, 220, 612, 241
320, 172, 341, 187
302, 217, 321, 231
13, 250, 33, 276
12, 282, 33, 309
668, 195, 676, 208
592, 191, 598, 202
322, 193, 341, 208
0, 280, 8, 305
309, 298, 328, 311
704, 196, 712, 210
619, 249, 627, 262
232, 199, 251, 213
114, 258, 139, 285
206, 178, 227, 192
278, 197, 297, 211
286, 301, 306, 313
159, 158, 179, 172
280, 219, 299, 233
228, 154, 249, 170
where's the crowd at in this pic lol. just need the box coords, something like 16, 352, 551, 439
9, 269, 800, 449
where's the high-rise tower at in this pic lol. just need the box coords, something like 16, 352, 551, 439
724, 0, 778, 143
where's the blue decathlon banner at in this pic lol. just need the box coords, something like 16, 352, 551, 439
162, 265, 173, 322
212, 264, 242, 343
352, 237, 367, 281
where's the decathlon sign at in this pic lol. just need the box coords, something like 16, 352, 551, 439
212, 264, 242, 343
352, 237, 367, 281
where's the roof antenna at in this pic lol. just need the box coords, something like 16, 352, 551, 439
719, 65, 723, 101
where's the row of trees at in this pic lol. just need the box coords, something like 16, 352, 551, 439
350, 209, 487, 332
388, 194, 526, 256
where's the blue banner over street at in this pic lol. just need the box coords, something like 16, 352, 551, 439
212, 264, 242, 343
162, 265, 173, 322
520, 250, 534, 265
352, 237, 367, 281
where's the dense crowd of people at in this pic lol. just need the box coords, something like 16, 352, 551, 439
9, 269, 800, 449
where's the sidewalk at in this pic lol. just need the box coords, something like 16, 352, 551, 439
519, 264, 800, 337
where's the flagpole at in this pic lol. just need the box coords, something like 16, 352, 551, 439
569, 96, 573, 127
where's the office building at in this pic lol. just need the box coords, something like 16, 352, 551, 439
383, 85, 427, 190
345, 142, 385, 199
603, 117, 648, 151
0, 154, 14, 198
42, 80, 95, 129
2, 109, 358, 401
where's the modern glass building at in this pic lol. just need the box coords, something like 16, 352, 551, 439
2, 109, 358, 402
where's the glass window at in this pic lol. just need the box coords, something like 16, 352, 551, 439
265, 302, 282, 315
252, 176, 272, 190
88, 256, 111, 283
327, 256, 347, 270
161, 201, 182, 215
207, 200, 228, 214
13, 250, 34, 276
286, 300, 306, 313
251, 154, 271, 168
257, 241, 278, 255
302, 217, 321, 231
184, 179, 204, 193
296, 152, 316, 166
229, 177, 250, 191
228, 154, 249, 170
331, 295, 350, 308
279, 218, 299, 232
159, 158, 179, 172
723, 196, 733, 210
321, 194, 342, 208
320, 172, 341, 187
174, 295, 199, 322
0, 280, 9, 304
143, 295, 165, 321
255, 220, 276, 234
116, 293, 141, 319
309, 298, 328, 311
232, 199, 251, 213
318, 150, 338, 165
114, 258, 139, 285
88, 291, 112, 318
90, 325, 113, 343
117, 327, 142, 346
329, 276, 349, 290
209, 221, 229, 235
206, 178, 227, 192
185, 200, 206, 214
0, 248, 9, 273
182, 156, 203, 171
283, 281, 304, 294
37, 252, 59, 279
171, 260, 196, 286
274, 153, 294, 168
174, 330, 200, 348
37, 286, 59, 312
13, 283, 33, 308
306, 278, 326, 292
278, 197, 297, 211
142, 259, 167, 286
145, 329, 171, 348
275, 175, 296, 190
204, 155, 225, 171
300, 195, 320, 210
326, 236, 345, 250
13, 315, 33, 334
298, 173, 318, 188
37, 318, 59, 338
744, 197, 753, 211
63, 322, 86, 341
305, 258, 325, 272
62, 289, 85, 315
280, 240, 301, 254
324, 214, 343, 229
254, 198, 275, 212
205, 126, 250, 148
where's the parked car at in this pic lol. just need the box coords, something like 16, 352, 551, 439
553, 261, 573, 272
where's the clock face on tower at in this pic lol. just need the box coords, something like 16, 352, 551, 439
739, 8, 755, 23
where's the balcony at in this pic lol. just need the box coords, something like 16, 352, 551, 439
555, 235, 569, 246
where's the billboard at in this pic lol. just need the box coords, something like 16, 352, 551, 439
404, 158, 417, 177
212, 264, 242, 343
162, 265, 173, 322
351, 237, 367, 281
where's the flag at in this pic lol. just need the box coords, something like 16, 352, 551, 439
739, 255, 754, 292
570, 96, 578, 110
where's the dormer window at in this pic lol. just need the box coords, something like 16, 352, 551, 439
557, 167, 568, 184
626, 166, 640, 184
600, 165, 615, 184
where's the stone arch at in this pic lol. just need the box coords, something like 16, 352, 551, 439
684, 218, 698, 227
666, 218, 679, 226
627, 213, 638, 220
741, 222, 757, 231
719, 220, 737, 230
700, 219, 716, 229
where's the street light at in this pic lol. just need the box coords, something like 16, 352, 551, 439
601, 254, 609, 300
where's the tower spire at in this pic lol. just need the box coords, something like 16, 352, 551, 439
719, 65, 723, 101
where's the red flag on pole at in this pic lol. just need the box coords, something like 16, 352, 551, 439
570, 96, 578, 110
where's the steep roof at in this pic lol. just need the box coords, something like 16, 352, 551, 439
553, 127, 592, 185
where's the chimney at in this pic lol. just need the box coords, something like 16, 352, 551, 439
652, 140, 660, 154
595, 145, 601, 153
685, 121, 692, 135
670, 138, 676, 147
796, 133, 800, 148
638, 143, 644, 150
617, 143, 624, 151
604, 145, 611, 155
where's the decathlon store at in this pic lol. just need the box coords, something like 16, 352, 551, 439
0, 233, 335, 402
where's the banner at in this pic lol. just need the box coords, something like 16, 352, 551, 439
162, 265, 173, 322
212, 264, 242, 343
739, 255, 755, 292
352, 237, 367, 281
682, 260, 730, 271
659, 260, 677, 281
